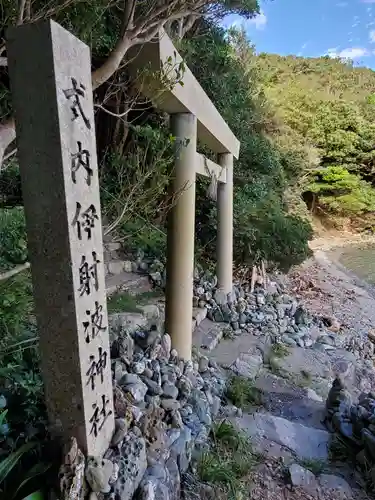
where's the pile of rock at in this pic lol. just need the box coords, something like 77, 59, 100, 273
193, 272, 329, 350
82, 323, 225, 500
105, 242, 372, 359
325, 376, 375, 485
288, 463, 354, 499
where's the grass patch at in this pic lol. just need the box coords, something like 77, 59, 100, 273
300, 370, 312, 385
107, 292, 141, 313
271, 343, 290, 358
329, 434, 358, 463
197, 420, 261, 500
291, 369, 313, 388
298, 458, 328, 475
267, 352, 313, 389
225, 375, 264, 409
107, 290, 163, 314
266, 344, 291, 379
329, 439, 375, 492
137, 289, 164, 302
222, 326, 235, 340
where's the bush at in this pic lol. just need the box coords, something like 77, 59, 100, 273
307, 165, 375, 215
100, 124, 174, 244
0, 211, 48, 499
119, 218, 167, 260
0, 208, 28, 272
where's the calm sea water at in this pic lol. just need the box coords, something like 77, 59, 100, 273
331, 243, 375, 285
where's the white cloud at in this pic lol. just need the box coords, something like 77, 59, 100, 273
326, 47, 369, 59
228, 18, 242, 29
248, 10, 267, 30
370, 29, 375, 42
326, 47, 339, 57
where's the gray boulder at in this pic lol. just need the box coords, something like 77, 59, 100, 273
289, 464, 319, 495
234, 412, 330, 461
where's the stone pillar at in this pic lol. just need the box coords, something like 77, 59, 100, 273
217, 153, 234, 294
166, 113, 197, 360
7, 20, 114, 456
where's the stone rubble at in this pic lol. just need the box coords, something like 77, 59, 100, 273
80, 315, 226, 500
288, 464, 354, 499
325, 375, 375, 487
88, 248, 375, 498
110, 251, 375, 363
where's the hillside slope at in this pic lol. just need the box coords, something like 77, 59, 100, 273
253, 53, 375, 228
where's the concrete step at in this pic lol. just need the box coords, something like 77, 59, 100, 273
192, 318, 227, 352
106, 260, 133, 276
205, 331, 267, 369
253, 371, 325, 430
105, 272, 152, 296
232, 411, 330, 462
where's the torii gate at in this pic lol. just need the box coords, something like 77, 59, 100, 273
130, 31, 240, 360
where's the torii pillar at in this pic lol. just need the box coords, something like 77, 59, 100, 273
165, 113, 197, 360
217, 153, 234, 294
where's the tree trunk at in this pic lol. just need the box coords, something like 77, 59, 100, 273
92, 38, 131, 90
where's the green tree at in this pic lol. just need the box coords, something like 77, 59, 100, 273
254, 52, 375, 221
180, 23, 312, 269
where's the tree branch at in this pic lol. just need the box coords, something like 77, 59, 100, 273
17, 0, 27, 25
180, 14, 198, 39
92, 0, 136, 89
131, 0, 180, 37
0, 262, 30, 282
93, 0, 206, 88
2, 0, 209, 169
133, 0, 206, 38
3, 147, 17, 163
121, 0, 136, 37
26, 0, 31, 21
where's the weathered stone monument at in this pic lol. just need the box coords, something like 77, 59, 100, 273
7, 20, 114, 456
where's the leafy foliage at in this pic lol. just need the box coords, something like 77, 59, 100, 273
254, 52, 375, 221
308, 166, 375, 214
180, 23, 312, 269
0, 208, 28, 272
225, 375, 263, 408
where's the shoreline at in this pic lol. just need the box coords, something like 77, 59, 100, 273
304, 231, 375, 300
312, 249, 375, 300
309, 232, 375, 252
289, 243, 375, 344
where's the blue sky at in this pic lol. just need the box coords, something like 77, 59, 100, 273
223, 0, 375, 69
